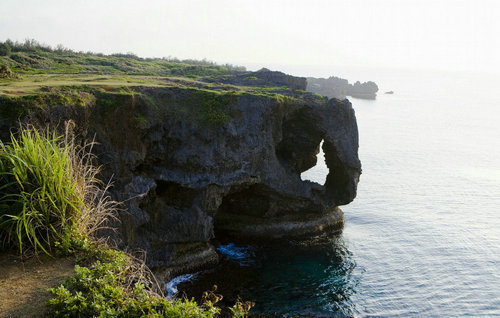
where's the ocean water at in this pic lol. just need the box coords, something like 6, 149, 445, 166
176, 68, 500, 317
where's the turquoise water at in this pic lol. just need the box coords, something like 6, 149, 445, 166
178, 69, 500, 317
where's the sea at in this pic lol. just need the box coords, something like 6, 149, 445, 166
174, 67, 500, 317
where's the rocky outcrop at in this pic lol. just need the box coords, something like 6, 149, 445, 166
349, 81, 379, 99
204, 68, 307, 91
1, 84, 361, 282
307, 76, 378, 100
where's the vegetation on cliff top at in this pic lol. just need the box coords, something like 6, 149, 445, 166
0, 39, 245, 77
0, 38, 317, 111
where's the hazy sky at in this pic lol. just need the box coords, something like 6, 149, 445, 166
1, 0, 499, 72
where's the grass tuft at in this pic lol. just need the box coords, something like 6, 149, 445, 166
0, 123, 116, 255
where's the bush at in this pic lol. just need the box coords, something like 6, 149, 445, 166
47, 249, 223, 318
0, 65, 14, 78
0, 125, 114, 255
0, 42, 11, 56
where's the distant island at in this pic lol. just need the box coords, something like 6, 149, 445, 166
307, 76, 379, 100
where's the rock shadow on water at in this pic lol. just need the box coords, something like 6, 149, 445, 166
172, 235, 359, 317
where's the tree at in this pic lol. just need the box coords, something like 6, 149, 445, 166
0, 42, 11, 56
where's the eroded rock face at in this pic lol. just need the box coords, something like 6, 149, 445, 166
6, 86, 361, 281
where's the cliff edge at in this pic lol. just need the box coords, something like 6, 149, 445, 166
0, 68, 361, 283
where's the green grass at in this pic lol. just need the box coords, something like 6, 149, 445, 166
0, 124, 117, 256
176, 90, 237, 126
0, 74, 167, 96
0, 88, 95, 122
0, 128, 84, 254
0, 41, 308, 104
0, 49, 243, 78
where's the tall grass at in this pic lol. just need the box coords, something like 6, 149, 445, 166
0, 123, 115, 255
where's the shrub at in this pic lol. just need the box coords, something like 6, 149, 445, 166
47, 249, 223, 318
0, 42, 11, 56
0, 124, 115, 255
0, 65, 14, 78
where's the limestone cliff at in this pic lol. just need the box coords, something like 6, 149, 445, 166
0, 76, 361, 282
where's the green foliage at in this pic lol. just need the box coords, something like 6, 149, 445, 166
196, 91, 236, 126
47, 249, 223, 318
0, 65, 14, 78
0, 42, 11, 56
0, 124, 114, 255
0, 89, 94, 121
274, 94, 297, 104
0, 95, 32, 120
0, 39, 245, 78
135, 114, 147, 125
229, 302, 252, 318
0, 128, 83, 254
9, 52, 54, 69
92, 89, 137, 118
171, 90, 237, 127
26, 88, 95, 107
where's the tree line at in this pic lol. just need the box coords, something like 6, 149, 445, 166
0, 38, 246, 71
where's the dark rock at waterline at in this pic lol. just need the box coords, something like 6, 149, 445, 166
1, 84, 361, 282
385, 90, 394, 94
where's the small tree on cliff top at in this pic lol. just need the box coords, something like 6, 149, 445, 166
0, 42, 11, 56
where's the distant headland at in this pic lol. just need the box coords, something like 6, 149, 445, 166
307, 76, 379, 100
